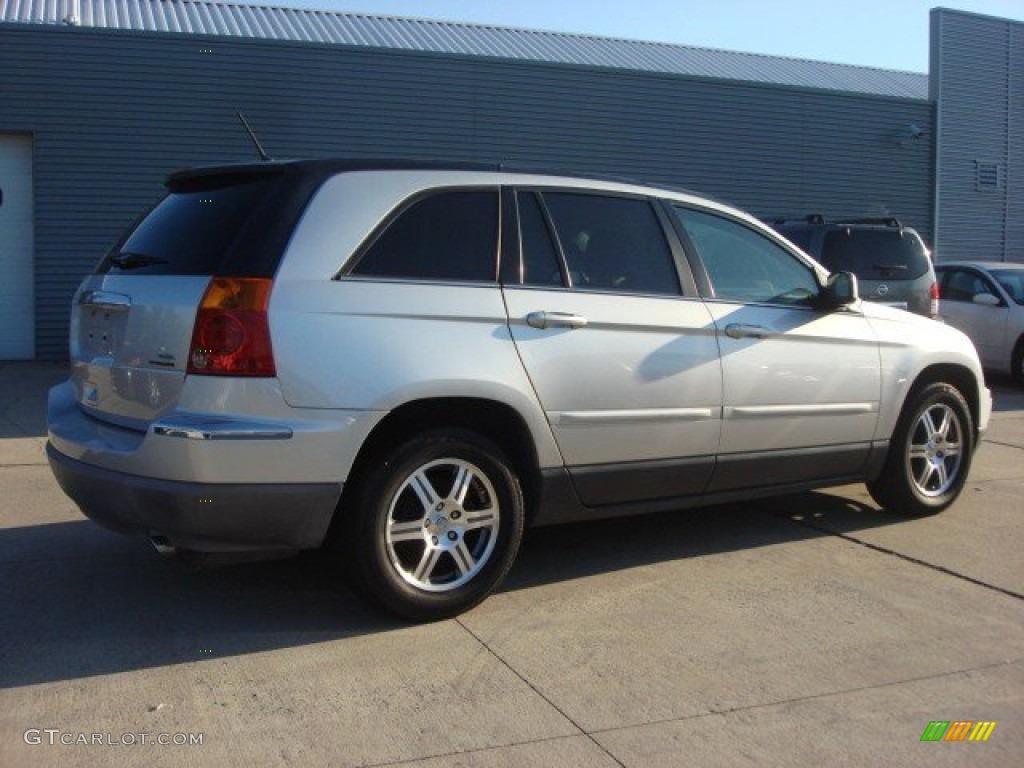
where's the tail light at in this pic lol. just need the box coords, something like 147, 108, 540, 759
188, 277, 276, 376
930, 281, 940, 318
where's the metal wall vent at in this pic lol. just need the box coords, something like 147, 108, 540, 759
975, 161, 1004, 192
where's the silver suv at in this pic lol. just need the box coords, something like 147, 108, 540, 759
47, 161, 992, 620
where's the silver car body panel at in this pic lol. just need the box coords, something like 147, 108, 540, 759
859, 301, 991, 439
269, 278, 566, 470
503, 288, 721, 466
705, 301, 881, 454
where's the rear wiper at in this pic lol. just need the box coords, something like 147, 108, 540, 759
872, 263, 908, 272
108, 252, 170, 270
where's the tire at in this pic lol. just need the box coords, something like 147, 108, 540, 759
867, 382, 974, 516
346, 429, 524, 621
1011, 337, 1024, 387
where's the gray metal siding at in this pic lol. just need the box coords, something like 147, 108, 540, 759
1010, 21, 1024, 262
932, 9, 1024, 263
0, 24, 934, 358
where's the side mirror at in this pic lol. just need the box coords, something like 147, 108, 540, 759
821, 271, 859, 308
972, 292, 1001, 307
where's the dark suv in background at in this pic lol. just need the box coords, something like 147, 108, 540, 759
769, 216, 938, 318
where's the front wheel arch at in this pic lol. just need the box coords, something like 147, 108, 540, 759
899, 364, 982, 445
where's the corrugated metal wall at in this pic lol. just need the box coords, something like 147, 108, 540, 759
0, 24, 934, 358
932, 9, 1023, 263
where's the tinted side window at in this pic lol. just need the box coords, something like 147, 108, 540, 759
674, 207, 819, 305
821, 229, 930, 279
517, 192, 564, 287
942, 269, 996, 303
353, 190, 498, 282
990, 269, 1024, 305
541, 192, 681, 296
101, 177, 275, 276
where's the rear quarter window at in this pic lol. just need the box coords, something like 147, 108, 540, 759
350, 190, 499, 282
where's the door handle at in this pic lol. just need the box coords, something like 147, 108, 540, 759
77, 290, 132, 312
724, 323, 772, 339
526, 311, 588, 330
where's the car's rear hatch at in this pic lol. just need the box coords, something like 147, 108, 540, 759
819, 227, 933, 314
70, 164, 313, 431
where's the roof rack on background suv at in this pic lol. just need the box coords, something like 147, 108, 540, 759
833, 217, 903, 229
763, 214, 825, 226
765, 214, 904, 229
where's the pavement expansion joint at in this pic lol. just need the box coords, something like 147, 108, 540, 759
454, 616, 627, 768
782, 514, 1024, 601
358, 733, 596, 768
586, 657, 1024, 737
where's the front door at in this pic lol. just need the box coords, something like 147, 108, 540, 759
670, 206, 881, 492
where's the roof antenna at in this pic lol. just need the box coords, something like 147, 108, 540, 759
236, 111, 271, 162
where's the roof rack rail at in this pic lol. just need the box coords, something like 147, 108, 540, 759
763, 213, 825, 226
834, 217, 903, 229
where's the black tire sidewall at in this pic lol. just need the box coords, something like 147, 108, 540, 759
353, 430, 524, 621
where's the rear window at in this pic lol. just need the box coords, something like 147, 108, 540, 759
98, 177, 278, 276
820, 228, 930, 280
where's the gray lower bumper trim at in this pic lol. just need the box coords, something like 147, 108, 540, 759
47, 443, 341, 553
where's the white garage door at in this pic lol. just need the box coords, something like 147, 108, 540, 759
0, 135, 34, 359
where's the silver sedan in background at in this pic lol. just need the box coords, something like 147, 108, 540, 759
936, 261, 1024, 384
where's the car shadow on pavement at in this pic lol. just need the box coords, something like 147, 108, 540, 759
0, 520, 403, 689
0, 489, 906, 689
505, 489, 901, 592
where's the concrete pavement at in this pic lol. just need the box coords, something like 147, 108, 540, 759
1, 362, 1021, 767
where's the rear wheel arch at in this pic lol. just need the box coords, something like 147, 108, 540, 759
332, 397, 542, 529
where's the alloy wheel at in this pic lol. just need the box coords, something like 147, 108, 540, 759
384, 458, 500, 592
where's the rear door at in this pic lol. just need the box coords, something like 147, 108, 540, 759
819, 227, 932, 315
502, 189, 722, 507
71, 168, 298, 430
670, 206, 881, 493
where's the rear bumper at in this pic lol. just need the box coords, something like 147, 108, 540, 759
48, 443, 341, 553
